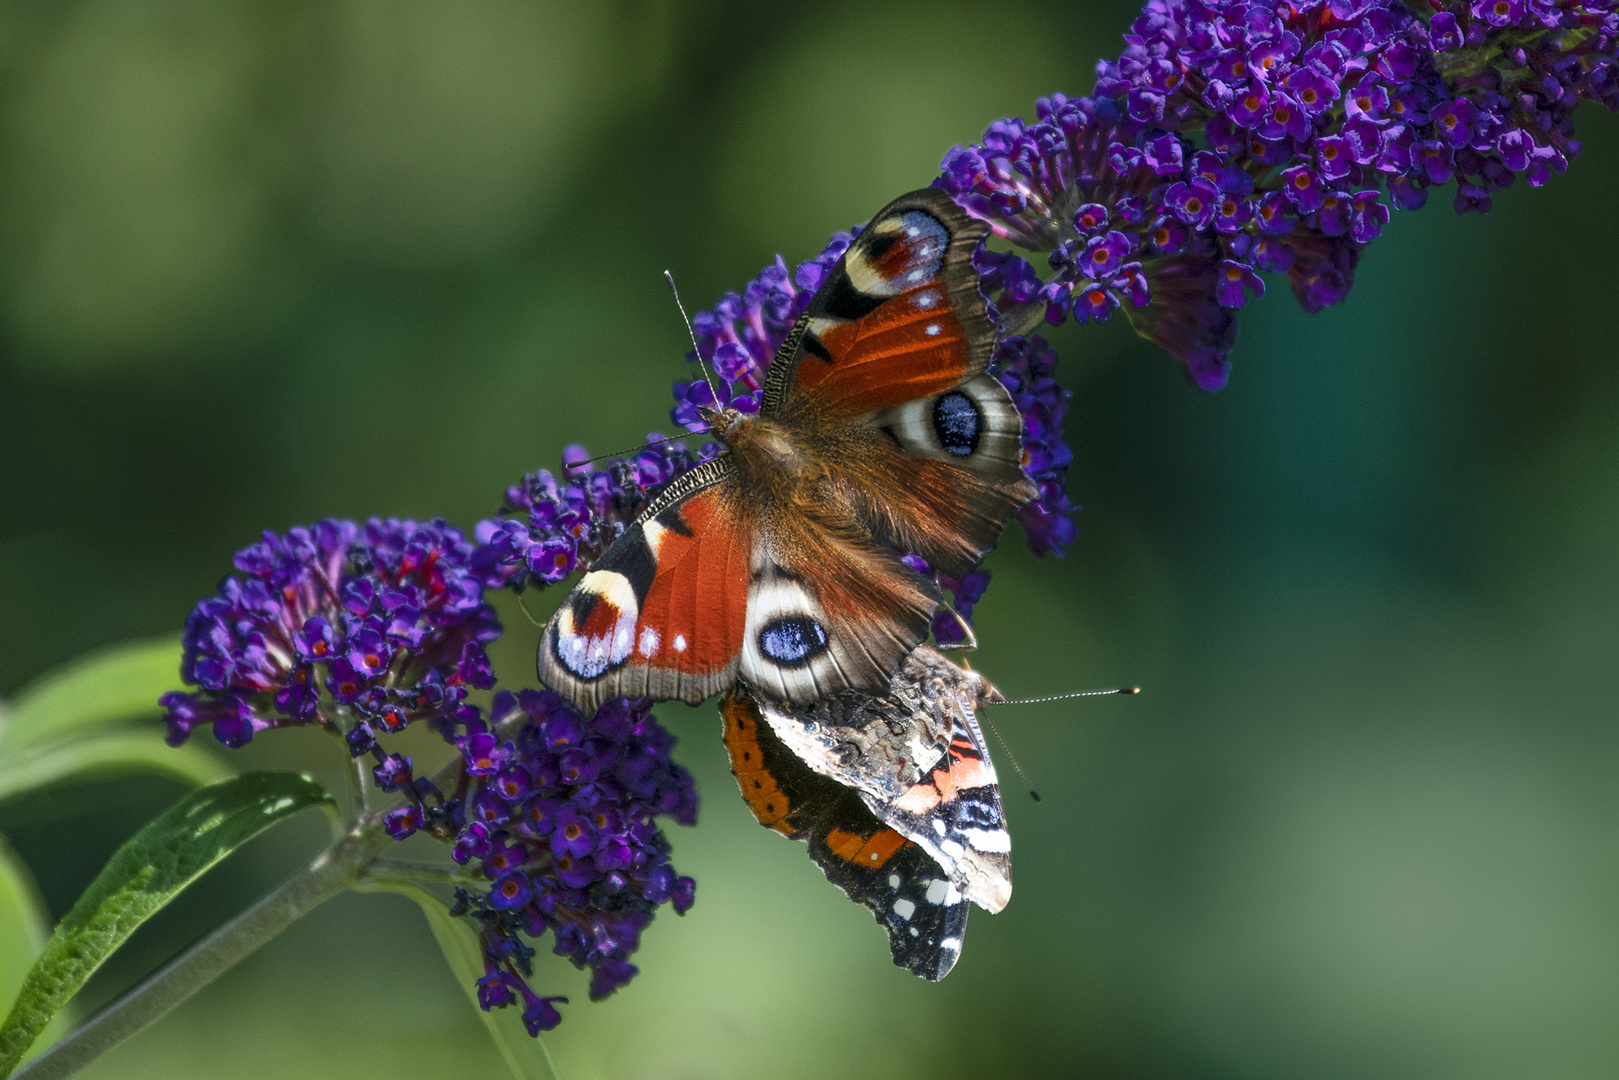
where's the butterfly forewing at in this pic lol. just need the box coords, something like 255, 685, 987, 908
539, 459, 752, 711
762, 188, 994, 420
763, 188, 1037, 579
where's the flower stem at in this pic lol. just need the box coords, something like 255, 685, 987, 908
360, 858, 478, 886
13, 826, 393, 1080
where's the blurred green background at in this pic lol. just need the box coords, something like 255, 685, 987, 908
1, 1, 1617, 1077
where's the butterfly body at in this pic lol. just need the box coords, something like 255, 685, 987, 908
540, 189, 1037, 712
721, 646, 1012, 979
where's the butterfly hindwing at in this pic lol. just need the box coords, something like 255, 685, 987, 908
721, 686, 970, 981
738, 512, 939, 704
539, 458, 752, 711
858, 370, 1036, 578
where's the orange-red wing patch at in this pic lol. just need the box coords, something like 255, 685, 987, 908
631, 488, 750, 677
760, 189, 992, 423
721, 693, 795, 835
791, 290, 974, 415
824, 826, 910, 868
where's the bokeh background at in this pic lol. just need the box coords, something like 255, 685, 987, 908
2, 1, 1617, 1077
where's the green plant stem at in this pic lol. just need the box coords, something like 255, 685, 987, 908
360, 859, 478, 887
12, 826, 393, 1080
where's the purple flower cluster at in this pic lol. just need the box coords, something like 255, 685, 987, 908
160, 520, 700, 1035
439, 691, 697, 1031
161, 519, 497, 751
939, 0, 1619, 389
473, 439, 714, 594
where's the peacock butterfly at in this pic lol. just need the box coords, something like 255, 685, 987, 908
537, 188, 1036, 712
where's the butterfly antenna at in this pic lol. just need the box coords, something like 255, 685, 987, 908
992, 686, 1141, 705
979, 684, 1142, 801
563, 432, 691, 471
932, 600, 979, 652
979, 714, 1041, 803
514, 592, 546, 628
664, 270, 721, 406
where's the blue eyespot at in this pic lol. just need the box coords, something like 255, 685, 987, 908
932, 391, 982, 457
758, 616, 829, 667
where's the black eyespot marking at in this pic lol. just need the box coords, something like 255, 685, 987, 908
932, 391, 982, 457
801, 330, 834, 365
758, 616, 829, 667
863, 229, 901, 262
565, 589, 598, 628
818, 265, 885, 322
593, 524, 657, 605
655, 507, 693, 537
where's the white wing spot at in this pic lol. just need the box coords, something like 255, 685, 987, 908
907, 269, 926, 282
914, 291, 938, 309
925, 324, 941, 336
888, 874, 901, 889
906, 225, 920, 237
939, 936, 962, 953
925, 879, 949, 905
892, 898, 916, 920
673, 635, 688, 652
637, 627, 661, 658
961, 827, 1011, 853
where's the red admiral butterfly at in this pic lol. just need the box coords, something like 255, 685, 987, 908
721, 646, 1011, 980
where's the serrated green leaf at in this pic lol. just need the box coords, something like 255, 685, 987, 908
0, 733, 231, 805
0, 637, 183, 754
377, 882, 562, 1080
0, 772, 332, 1077
0, 834, 69, 1066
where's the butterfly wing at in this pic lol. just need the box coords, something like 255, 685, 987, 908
539, 460, 941, 712
738, 503, 939, 705
761, 188, 994, 418
721, 686, 970, 981
763, 188, 1036, 579
538, 458, 753, 712
748, 645, 1012, 913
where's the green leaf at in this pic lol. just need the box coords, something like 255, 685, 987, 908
0, 637, 183, 754
0, 835, 69, 1066
377, 882, 562, 1080
0, 772, 332, 1077
0, 733, 230, 806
